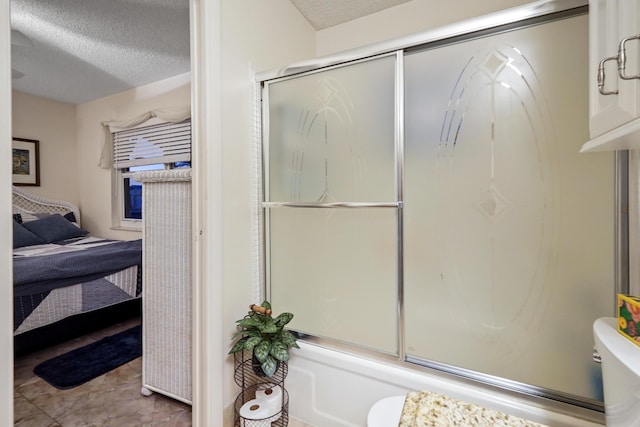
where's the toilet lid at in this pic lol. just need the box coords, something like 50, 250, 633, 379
367, 396, 405, 427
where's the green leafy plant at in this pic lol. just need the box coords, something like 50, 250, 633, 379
229, 301, 299, 377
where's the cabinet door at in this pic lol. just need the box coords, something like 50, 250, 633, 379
589, 0, 640, 138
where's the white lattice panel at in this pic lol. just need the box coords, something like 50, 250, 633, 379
136, 169, 192, 404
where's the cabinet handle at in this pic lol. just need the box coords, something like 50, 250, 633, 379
598, 56, 619, 95
618, 34, 640, 80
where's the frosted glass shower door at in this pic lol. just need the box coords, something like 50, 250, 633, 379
404, 14, 614, 401
265, 55, 399, 354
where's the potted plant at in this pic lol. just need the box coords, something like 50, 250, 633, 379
229, 301, 299, 377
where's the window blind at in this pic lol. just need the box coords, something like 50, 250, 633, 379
112, 120, 191, 168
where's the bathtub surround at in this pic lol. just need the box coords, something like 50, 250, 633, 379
287, 341, 603, 426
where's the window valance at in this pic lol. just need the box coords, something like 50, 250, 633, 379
98, 106, 191, 169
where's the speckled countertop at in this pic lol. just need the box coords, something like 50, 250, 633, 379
399, 391, 548, 427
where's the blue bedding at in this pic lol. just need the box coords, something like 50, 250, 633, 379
13, 239, 142, 297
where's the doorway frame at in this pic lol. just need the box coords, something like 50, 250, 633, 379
1, 1, 225, 426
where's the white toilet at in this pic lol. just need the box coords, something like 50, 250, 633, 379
593, 317, 640, 427
367, 395, 405, 427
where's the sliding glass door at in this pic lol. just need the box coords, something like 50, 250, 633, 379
265, 55, 400, 354
262, 10, 615, 405
403, 14, 613, 402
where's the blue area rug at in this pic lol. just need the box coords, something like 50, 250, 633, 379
33, 325, 142, 389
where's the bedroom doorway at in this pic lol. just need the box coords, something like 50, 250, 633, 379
8, 0, 206, 425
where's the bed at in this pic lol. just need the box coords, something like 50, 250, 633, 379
12, 186, 142, 355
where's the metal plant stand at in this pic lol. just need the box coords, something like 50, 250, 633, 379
234, 350, 289, 426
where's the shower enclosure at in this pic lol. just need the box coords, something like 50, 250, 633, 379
260, 4, 615, 409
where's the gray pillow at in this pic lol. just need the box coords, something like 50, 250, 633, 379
13, 219, 45, 248
22, 213, 88, 243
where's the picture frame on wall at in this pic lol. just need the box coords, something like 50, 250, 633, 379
12, 137, 40, 186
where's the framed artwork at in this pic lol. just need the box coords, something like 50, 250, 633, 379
12, 138, 40, 186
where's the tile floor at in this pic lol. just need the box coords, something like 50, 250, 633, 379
14, 317, 192, 427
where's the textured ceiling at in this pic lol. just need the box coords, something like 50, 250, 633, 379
10, 0, 410, 105
11, 0, 190, 105
289, 0, 412, 30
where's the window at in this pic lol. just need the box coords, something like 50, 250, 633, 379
111, 119, 191, 228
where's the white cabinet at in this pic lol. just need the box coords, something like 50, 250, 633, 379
582, 0, 640, 152
135, 169, 192, 405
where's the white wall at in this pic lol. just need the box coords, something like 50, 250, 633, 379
216, 0, 315, 424
75, 72, 191, 239
221, 0, 315, 425
12, 91, 78, 204
316, 0, 534, 56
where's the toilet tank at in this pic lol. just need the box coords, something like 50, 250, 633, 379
593, 317, 640, 427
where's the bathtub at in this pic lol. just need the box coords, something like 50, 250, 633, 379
285, 342, 605, 427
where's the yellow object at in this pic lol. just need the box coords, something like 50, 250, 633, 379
617, 294, 640, 346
